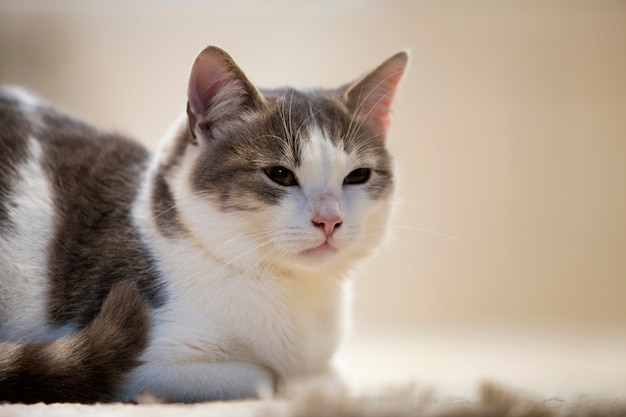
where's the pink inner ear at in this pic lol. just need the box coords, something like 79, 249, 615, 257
186, 46, 261, 142
372, 74, 404, 132
188, 52, 237, 119
360, 77, 401, 138
347, 52, 408, 141
375, 109, 392, 133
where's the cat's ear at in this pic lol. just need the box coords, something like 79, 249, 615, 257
187, 46, 264, 144
343, 51, 408, 141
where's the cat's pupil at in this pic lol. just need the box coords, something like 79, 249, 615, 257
343, 168, 371, 185
264, 166, 298, 187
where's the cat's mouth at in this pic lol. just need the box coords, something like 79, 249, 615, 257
299, 242, 338, 259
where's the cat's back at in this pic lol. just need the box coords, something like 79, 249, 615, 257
0, 87, 156, 340
0, 86, 150, 171
0, 87, 151, 190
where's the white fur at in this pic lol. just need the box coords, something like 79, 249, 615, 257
0, 138, 72, 341
1, 86, 42, 110
121, 120, 394, 402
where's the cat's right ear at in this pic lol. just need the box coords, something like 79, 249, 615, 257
187, 46, 264, 145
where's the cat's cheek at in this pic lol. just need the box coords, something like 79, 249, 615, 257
342, 196, 394, 255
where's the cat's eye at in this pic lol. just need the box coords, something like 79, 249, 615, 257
343, 168, 371, 185
264, 166, 298, 186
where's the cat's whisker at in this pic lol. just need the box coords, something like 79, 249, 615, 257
214, 240, 276, 277
364, 231, 415, 248
295, 105, 320, 142
274, 93, 302, 164
362, 227, 468, 286
369, 223, 471, 245
245, 245, 290, 279
357, 234, 458, 290
171, 234, 270, 282
287, 89, 295, 140
208, 234, 275, 276
216, 229, 269, 249
168, 245, 211, 278
156, 213, 273, 277
392, 198, 425, 211
153, 205, 178, 220
254, 134, 286, 142
153, 191, 214, 220
279, 91, 292, 144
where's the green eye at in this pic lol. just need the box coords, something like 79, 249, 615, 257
264, 166, 298, 186
343, 168, 371, 185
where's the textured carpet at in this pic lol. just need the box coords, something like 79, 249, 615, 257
2, 382, 624, 417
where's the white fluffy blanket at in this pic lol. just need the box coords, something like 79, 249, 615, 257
2, 382, 624, 417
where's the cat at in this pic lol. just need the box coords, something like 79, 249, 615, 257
0, 45, 407, 403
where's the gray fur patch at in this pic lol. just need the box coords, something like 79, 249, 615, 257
152, 169, 187, 238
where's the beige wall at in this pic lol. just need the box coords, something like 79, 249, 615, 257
1, 0, 625, 336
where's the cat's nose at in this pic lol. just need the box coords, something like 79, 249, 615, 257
312, 216, 343, 237
310, 193, 343, 236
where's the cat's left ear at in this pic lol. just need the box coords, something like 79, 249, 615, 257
343, 51, 409, 141
187, 46, 264, 145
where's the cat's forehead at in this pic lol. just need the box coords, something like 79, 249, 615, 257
296, 126, 353, 191
257, 87, 382, 164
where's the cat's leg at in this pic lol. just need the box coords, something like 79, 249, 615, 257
118, 361, 275, 403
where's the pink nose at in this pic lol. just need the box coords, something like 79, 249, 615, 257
312, 216, 343, 237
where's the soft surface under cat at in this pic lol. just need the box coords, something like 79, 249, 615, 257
0, 46, 407, 403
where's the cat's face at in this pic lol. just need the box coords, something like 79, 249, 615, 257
187, 92, 394, 272
170, 46, 406, 274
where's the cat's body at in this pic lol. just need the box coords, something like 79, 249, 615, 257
0, 46, 407, 403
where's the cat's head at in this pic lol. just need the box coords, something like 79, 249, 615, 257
163, 46, 407, 275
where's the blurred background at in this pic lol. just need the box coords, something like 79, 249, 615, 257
1, 0, 624, 400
